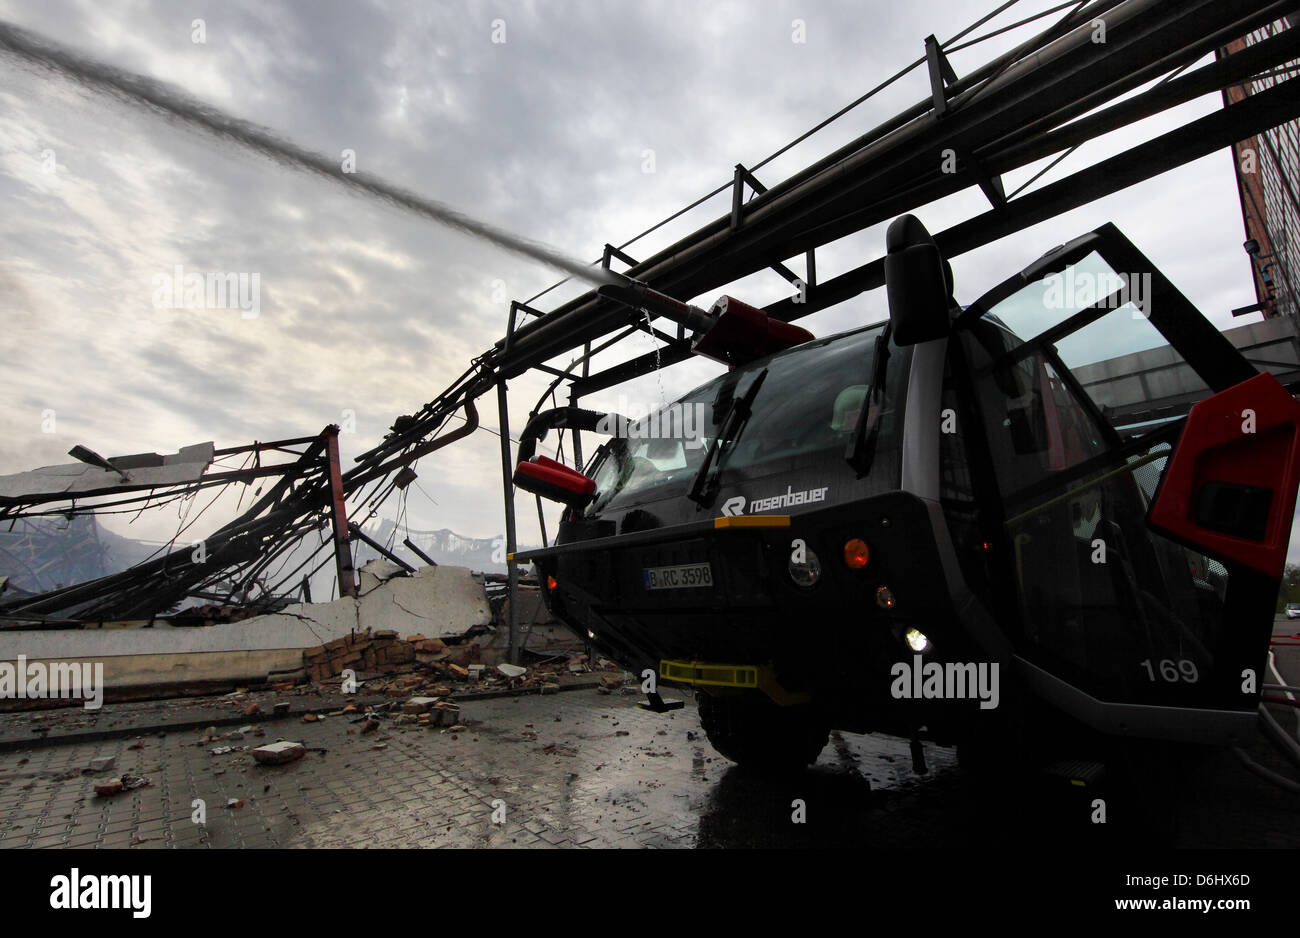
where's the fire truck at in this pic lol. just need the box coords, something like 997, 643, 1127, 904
513, 214, 1300, 776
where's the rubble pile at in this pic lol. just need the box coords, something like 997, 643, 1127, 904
352, 651, 627, 699
302, 628, 627, 699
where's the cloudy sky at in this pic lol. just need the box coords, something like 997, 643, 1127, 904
1, 0, 1295, 564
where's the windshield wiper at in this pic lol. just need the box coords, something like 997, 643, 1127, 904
845, 322, 892, 476
688, 368, 768, 508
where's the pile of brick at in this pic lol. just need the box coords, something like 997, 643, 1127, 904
303, 628, 434, 682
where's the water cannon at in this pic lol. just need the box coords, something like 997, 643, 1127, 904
598, 273, 814, 367
597, 274, 715, 335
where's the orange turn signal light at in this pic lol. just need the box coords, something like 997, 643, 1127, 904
546, 575, 558, 591
843, 538, 870, 570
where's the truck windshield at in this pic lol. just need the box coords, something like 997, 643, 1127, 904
587, 322, 896, 511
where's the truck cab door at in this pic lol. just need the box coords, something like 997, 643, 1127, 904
952, 223, 1300, 744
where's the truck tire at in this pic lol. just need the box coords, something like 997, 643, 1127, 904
697, 691, 829, 772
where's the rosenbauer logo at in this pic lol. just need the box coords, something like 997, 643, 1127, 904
719, 485, 829, 517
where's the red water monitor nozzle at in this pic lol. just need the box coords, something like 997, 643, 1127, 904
598, 275, 814, 366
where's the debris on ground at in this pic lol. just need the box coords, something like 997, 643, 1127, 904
252, 741, 306, 765
93, 778, 123, 797
539, 742, 578, 756
431, 702, 460, 727
596, 671, 629, 695
93, 773, 150, 797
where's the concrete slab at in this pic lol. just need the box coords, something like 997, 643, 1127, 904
358, 565, 491, 638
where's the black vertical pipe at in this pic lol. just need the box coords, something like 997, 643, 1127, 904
497, 380, 520, 664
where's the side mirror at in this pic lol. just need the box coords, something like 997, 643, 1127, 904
884, 215, 953, 346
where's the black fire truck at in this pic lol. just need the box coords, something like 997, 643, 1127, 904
512, 215, 1300, 777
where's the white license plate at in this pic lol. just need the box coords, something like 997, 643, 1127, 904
643, 562, 713, 590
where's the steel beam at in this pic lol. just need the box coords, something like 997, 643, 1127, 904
570, 74, 1300, 398
325, 426, 358, 599
491, 0, 1292, 379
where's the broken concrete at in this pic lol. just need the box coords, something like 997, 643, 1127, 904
0, 442, 214, 501
356, 564, 492, 638
358, 558, 406, 594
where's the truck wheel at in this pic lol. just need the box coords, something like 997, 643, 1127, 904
697, 691, 829, 772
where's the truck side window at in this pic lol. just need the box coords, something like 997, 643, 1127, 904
966, 321, 1108, 500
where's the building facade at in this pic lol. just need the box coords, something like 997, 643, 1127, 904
1221, 16, 1299, 322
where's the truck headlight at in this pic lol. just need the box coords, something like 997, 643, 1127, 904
788, 548, 822, 587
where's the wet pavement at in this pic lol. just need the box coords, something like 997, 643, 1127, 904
0, 687, 954, 849
0, 679, 1296, 849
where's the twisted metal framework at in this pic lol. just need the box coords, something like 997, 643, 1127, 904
1, 0, 1296, 650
